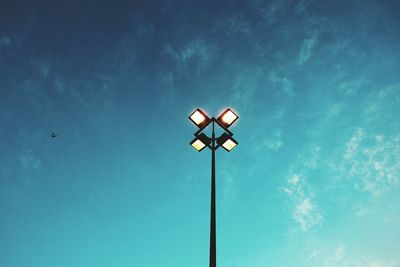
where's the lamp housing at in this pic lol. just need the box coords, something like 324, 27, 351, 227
189, 108, 211, 128
217, 133, 238, 152
217, 108, 238, 128
190, 133, 211, 152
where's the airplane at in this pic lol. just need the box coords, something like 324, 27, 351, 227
50, 132, 57, 138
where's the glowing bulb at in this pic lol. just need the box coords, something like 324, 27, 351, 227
189, 108, 210, 127
190, 111, 205, 125
222, 139, 237, 151
222, 110, 237, 124
192, 139, 206, 151
217, 108, 238, 128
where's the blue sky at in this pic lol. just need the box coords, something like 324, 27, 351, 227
1, 0, 399, 266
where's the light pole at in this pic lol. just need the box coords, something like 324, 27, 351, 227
189, 108, 239, 267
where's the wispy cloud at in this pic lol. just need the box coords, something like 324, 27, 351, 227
294, 0, 312, 16
129, 15, 155, 37
230, 66, 264, 111
163, 38, 216, 75
31, 60, 50, 79
262, 129, 283, 152
367, 260, 398, 267
158, 71, 176, 104
257, 0, 286, 25
344, 128, 363, 160
268, 72, 294, 98
212, 15, 251, 35
338, 78, 367, 96
343, 130, 400, 197
320, 244, 347, 267
297, 32, 318, 65
293, 197, 321, 231
309, 242, 399, 267
54, 73, 66, 94
283, 173, 323, 231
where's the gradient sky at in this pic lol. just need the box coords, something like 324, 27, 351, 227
1, 1, 400, 266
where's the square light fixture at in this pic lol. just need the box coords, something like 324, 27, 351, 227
217, 133, 238, 152
217, 108, 238, 128
190, 133, 211, 152
222, 138, 238, 151
192, 139, 206, 151
189, 108, 211, 128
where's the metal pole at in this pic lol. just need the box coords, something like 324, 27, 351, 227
210, 119, 216, 267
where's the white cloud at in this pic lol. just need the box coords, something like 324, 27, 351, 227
297, 32, 318, 65
317, 243, 398, 267
320, 245, 347, 266
341, 129, 400, 197
231, 67, 263, 110
294, 198, 319, 231
54, 74, 66, 94
163, 38, 215, 74
289, 174, 300, 185
367, 260, 398, 267
328, 102, 345, 116
318, 84, 400, 200
32, 61, 50, 79
344, 128, 363, 160
269, 72, 294, 98
294, 0, 312, 16
159, 72, 176, 104
338, 78, 366, 96
284, 174, 323, 231
262, 129, 283, 151
333, 245, 346, 262
257, 0, 285, 25
131, 15, 154, 36
304, 145, 321, 170
224, 16, 251, 33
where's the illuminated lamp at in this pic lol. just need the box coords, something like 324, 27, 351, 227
217, 133, 238, 152
189, 108, 211, 128
190, 133, 211, 152
217, 108, 238, 128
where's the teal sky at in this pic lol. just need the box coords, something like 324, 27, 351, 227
1, 0, 400, 266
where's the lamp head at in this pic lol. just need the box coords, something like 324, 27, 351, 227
189, 108, 211, 128
217, 108, 238, 128
190, 133, 211, 152
217, 133, 238, 152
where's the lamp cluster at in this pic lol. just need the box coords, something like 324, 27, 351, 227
189, 108, 238, 152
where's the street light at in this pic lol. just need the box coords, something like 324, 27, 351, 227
189, 108, 239, 267
189, 108, 211, 128
216, 108, 238, 128
216, 133, 238, 152
191, 133, 211, 152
